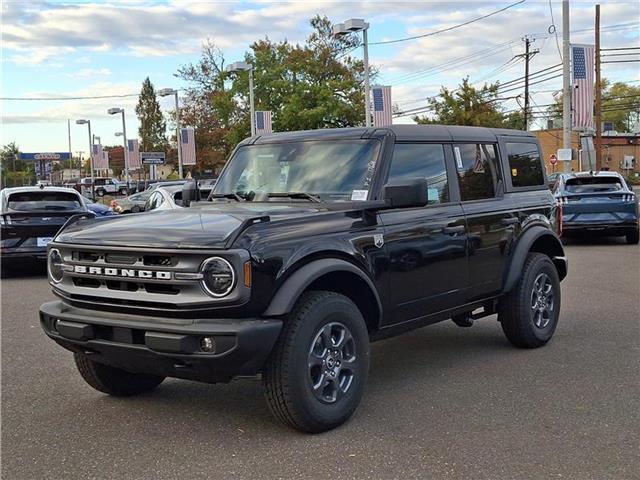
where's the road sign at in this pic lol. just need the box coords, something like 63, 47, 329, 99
141, 152, 166, 165
19, 152, 71, 161
549, 154, 558, 166
557, 148, 572, 162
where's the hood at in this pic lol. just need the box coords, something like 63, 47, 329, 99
55, 202, 327, 249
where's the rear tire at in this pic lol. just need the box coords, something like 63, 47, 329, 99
626, 228, 639, 245
74, 353, 164, 396
131, 205, 141, 213
498, 253, 561, 348
263, 291, 369, 433
96, 188, 105, 197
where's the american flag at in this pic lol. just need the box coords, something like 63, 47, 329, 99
127, 139, 141, 169
372, 85, 392, 126
180, 127, 196, 165
255, 111, 273, 134
91, 144, 105, 169
571, 44, 595, 130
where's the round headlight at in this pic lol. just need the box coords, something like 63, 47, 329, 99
48, 248, 64, 283
200, 257, 235, 297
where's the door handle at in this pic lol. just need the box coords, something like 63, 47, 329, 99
501, 218, 518, 226
443, 225, 465, 235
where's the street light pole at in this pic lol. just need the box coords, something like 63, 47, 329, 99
76, 119, 95, 199
248, 68, 256, 136
108, 108, 130, 192
226, 62, 256, 136
333, 18, 371, 127
158, 88, 184, 179
562, 0, 572, 173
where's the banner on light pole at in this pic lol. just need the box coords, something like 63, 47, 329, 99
180, 127, 196, 165
372, 85, 393, 126
127, 139, 141, 169
255, 111, 273, 134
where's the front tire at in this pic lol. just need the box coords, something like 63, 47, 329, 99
96, 188, 105, 197
263, 291, 369, 433
626, 228, 639, 245
498, 253, 561, 348
74, 353, 165, 396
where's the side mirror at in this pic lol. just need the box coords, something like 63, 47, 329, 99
382, 177, 428, 209
182, 181, 200, 207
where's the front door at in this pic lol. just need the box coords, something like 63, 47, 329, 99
379, 142, 468, 326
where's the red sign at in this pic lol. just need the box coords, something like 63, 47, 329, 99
549, 154, 558, 166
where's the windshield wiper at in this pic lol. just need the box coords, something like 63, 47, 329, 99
267, 192, 321, 203
209, 193, 244, 202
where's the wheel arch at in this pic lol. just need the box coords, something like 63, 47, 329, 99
502, 226, 567, 294
262, 258, 382, 334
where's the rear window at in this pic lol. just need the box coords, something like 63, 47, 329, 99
565, 177, 623, 193
506, 143, 544, 187
7, 192, 82, 211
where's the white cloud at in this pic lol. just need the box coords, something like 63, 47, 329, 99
66, 68, 112, 80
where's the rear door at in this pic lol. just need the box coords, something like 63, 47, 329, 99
379, 142, 468, 325
454, 142, 516, 299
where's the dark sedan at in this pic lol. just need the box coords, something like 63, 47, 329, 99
554, 171, 639, 244
1, 186, 91, 260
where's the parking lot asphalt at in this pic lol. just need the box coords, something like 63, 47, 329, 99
1, 237, 639, 480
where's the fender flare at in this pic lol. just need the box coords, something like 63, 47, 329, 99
502, 226, 566, 294
262, 258, 382, 320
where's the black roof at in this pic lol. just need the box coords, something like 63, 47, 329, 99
250, 125, 534, 145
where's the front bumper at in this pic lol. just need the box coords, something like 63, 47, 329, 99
40, 301, 282, 383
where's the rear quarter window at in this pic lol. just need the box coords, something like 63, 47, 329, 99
7, 191, 82, 211
506, 143, 545, 188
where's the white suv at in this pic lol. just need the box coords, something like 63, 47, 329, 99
80, 177, 128, 197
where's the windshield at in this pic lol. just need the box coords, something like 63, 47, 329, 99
7, 191, 82, 211
213, 139, 381, 202
565, 177, 623, 193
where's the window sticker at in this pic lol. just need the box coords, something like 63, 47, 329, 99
512, 168, 518, 177
351, 190, 369, 201
454, 147, 463, 169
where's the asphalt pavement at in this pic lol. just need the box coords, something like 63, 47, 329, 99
1, 238, 639, 480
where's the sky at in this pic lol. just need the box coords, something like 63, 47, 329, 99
1, 0, 639, 155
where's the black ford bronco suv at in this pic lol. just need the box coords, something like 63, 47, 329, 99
40, 125, 567, 432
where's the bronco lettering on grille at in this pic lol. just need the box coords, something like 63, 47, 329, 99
73, 265, 171, 279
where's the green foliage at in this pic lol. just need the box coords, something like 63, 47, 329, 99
0, 142, 34, 187
166, 171, 180, 180
413, 78, 522, 129
135, 78, 167, 151
175, 15, 370, 171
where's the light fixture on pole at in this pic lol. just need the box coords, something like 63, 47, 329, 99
333, 18, 371, 127
227, 62, 256, 136
108, 107, 130, 192
75, 119, 95, 199
158, 88, 183, 179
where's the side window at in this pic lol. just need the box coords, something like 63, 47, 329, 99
94, 179, 105, 186
146, 192, 160, 211
507, 143, 544, 187
454, 144, 501, 201
388, 143, 449, 204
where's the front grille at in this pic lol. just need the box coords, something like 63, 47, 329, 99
54, 244, 218, 313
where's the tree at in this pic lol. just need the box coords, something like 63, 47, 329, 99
174, 16, 371, 172
135, 78, 167, 152
413, 78, 521, 128
546, 79, 640, 132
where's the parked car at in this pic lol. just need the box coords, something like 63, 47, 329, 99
85, 199, 114, 217
554, 171, 639, 244
145, 180, 187, 191
144, 185, 184, 211
1, 186, 92, 261
40, 125, 567, 433
80, 177, 128, 197
111, 190, 153, 214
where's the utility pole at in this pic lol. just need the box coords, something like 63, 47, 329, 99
516, 36, 539, 130
594, 4, 602, 171
562, 0, 572, 172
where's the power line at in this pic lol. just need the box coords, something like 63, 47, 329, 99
1, 93, 142, 101
369, 0, 526, 45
